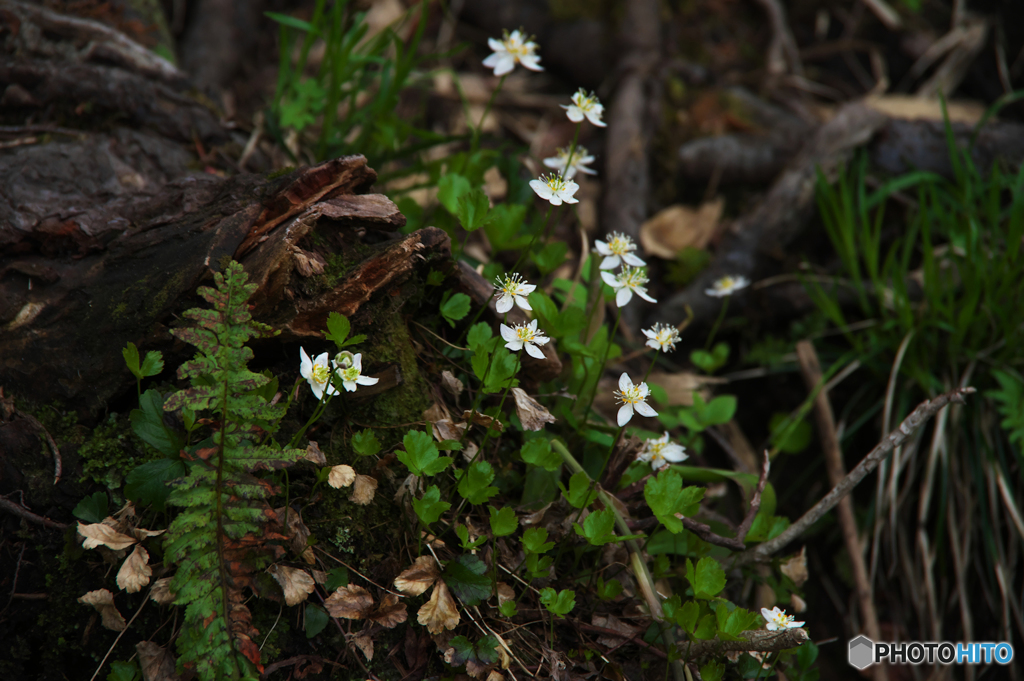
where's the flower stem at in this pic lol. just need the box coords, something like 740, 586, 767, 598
473, 74, 506, 149
705, 297, 729, 350
580, 305, 622, 422
559, 125, 582, 181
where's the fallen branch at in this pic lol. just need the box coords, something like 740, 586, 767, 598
684, 627, 809, 659
728, 386, 976, 568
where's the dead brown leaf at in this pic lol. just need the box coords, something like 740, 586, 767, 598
639, 200, 723, 259
433, 418, 467, 442
461, 410, 503, 432
394, 555, 440, 596
324, 584, 374, 619
351, 632, 374, 661
269, 565, 316, 606
496, 582, 514, 605
486, 671, 505, 681
78, 520, 137, 551
304, 440, 327, 465
136, 641, 179, 681
441, 370, 464, 397
592, 613, 642, 648
512, 388, 557, 431
780, 547, 808, 586
646, 371, 725, 406
371, 592, 408, 628
78, 589, 126, 631
417, 581, 460, 634
149, 577, 176, 604
328, 464, 356, 489
116, 544, 152, 593
350, 474, 377, 505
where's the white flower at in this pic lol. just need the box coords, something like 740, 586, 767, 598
705, 275, 750, 298
562, 88, 606, 127
638, 432, 688, 470
333, 352, 378, 393
500, 320, 550, 359
542, 145, 596, 179
493, 273, 535, 314
482, 29, 543, 76
601, 266, 657, 307
612, 373, 658, 426
642, 323, 680, 352
529, 174, 579, 205
761, 606, 805, 631
595, 232, 645, 270
300, 347, 339, 400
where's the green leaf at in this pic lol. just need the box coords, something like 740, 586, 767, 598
455, 188, 491, 231
446, 635, 475, 666
265, 11, 317, 32
440, 292, 472, 327
325, 567, 349, 591
456, 524, 487, 550
106, 660, 140, 681
139, 350, 164, 378
597, 577, 623, 601
124, 459, 187, 512
563, 471, 597, 509
457, 461, 499, 504
488, 506, 518, 537
686, 557, 726, 598
574, 507, 618, 545
527, 291, 559, 329
520, 438, 560, 472
426, 269, 445, 286
305, 604, 329, 638
351, 429, 381, 457
122, 342, 141, 378
484, 203, 530, 251
466, 322, 493, 351
131, 389, 185, 457
699, 660, 724, 681
396, 430, 451, 476
438, 173, 472, 215
538, 587, 575, 616
442, 554, 491, 606
324, 311, 351, 346
694, 614, 717, 640
702, 395, 737, 425
530, 241, 569, 275
521, 527, 555, 554
499, 600, 518, 617
690, 342, 729, 374
677, 600, 700, 633
73, 491, 109, 523
769, 412, 812, 454
797, 639, 819, 668
412, 485, 450, 525
482, 346, 518, 393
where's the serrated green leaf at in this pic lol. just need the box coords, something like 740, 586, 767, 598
457, 461, 498, 504
351, 429, 381, 457
527, 291, 559, 329
467, 323, 493, 351
440, 292, 472, 327
455, 188, 491, 230
124, 459, 187, 512
538, 587, 575, 616
426, 269, 445, 286
396, 430, 451, 476
446, 635, 474, 666
438, 174, 471, 215
499, 600, 518, 617
139, 350, 164, 378
325, 567, 349, 591
699, 659, 724, 681
488, 506, 518, 537
677, 600, 700, 633
412, 485, 450, 525
106, 660, 140, 681
484, 203, 530, 251
521, 527, 555, 554
456, 524, 487, 550
122, 342, 141, 378
324, 311, 351, 346
597, 577, 623, 601
769, 412, 812, 454
694, 613, 718, 639
563, 471, 597, 509
73, 491, 109, 523
131, 389, 185, 457
442, 554, 491, 606
305, 604, 329, 638
687, 557, 726, 598
574, 507, 618, 545
520, 438, 560, 472
530, 241, 569, 275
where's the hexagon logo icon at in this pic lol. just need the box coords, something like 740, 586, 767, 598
849, 635, 875, 670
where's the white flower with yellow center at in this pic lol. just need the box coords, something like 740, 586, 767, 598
638, 432, 688, 470
705, 275, 750, 298
300, 347, 339, 400
483, 29, 543, 76
601, 266, 657, 307
333, 352, 378, 393
500, 319, 550, 359
642, 323, 680, 352
542, 146, 596, 179
562, 88, 606, 127
529, 173, 579, 205
493, 273, 535, 314
761, 606, 805, 631
595, 232, 645, 270
613, 373, 658, 426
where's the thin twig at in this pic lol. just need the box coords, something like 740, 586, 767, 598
735, 451, 771, 543
729, 386, 976, 568
0, 496, 68, 530
89, 591, 150, 681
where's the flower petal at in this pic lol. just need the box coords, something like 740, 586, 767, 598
623, 253, 647, 267
600, 271, 620, 287
635, 288, 657, 303
635, 401, 658, 418
357, 376, 379, 386
615, 288, 633, 307
618, 373, 632, 392
300, 348, 312, 378
506, 339, 524, 351
594, 240, 610, 255
617, 404, 634, 427
515, 294, 532, 311
500, 324, 516, 342
496, 295, 513, 314
524, 343, 545, 359
566, 107, 584, 123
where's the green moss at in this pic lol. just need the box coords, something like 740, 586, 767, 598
267, 165, 296, 181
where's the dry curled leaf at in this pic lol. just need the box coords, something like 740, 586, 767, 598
149, 577, 176, 604
394, 555, 440, 596
304, 441, 327, 465
461, 410, 503, 432
496, 582, 514, 606
328, 464, 356, 489
790, 593, 807, 612
639, 200, 723, 259
486, 671, 505, 681
78, 520, 138, 551
432, 418, 467, 442
441, 370, 464, 397
512, 388, 557, 431
780, 547, 808, 586
324, 584, 374, 619
116, 544, 152, 593
371, 592, 408, 628
136, 641, 179, 681
351, 632, 374, 661
78, 589, 126, 631
269, 565, 316, 606
350, 474, 377, 505
417, 581, 460, 634
592, 613, 642, 648
130, 527, 166, 542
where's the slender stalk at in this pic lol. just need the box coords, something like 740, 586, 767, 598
473, 74, 506, 148
580, 306, 622, 421
705, 297, 729, 350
